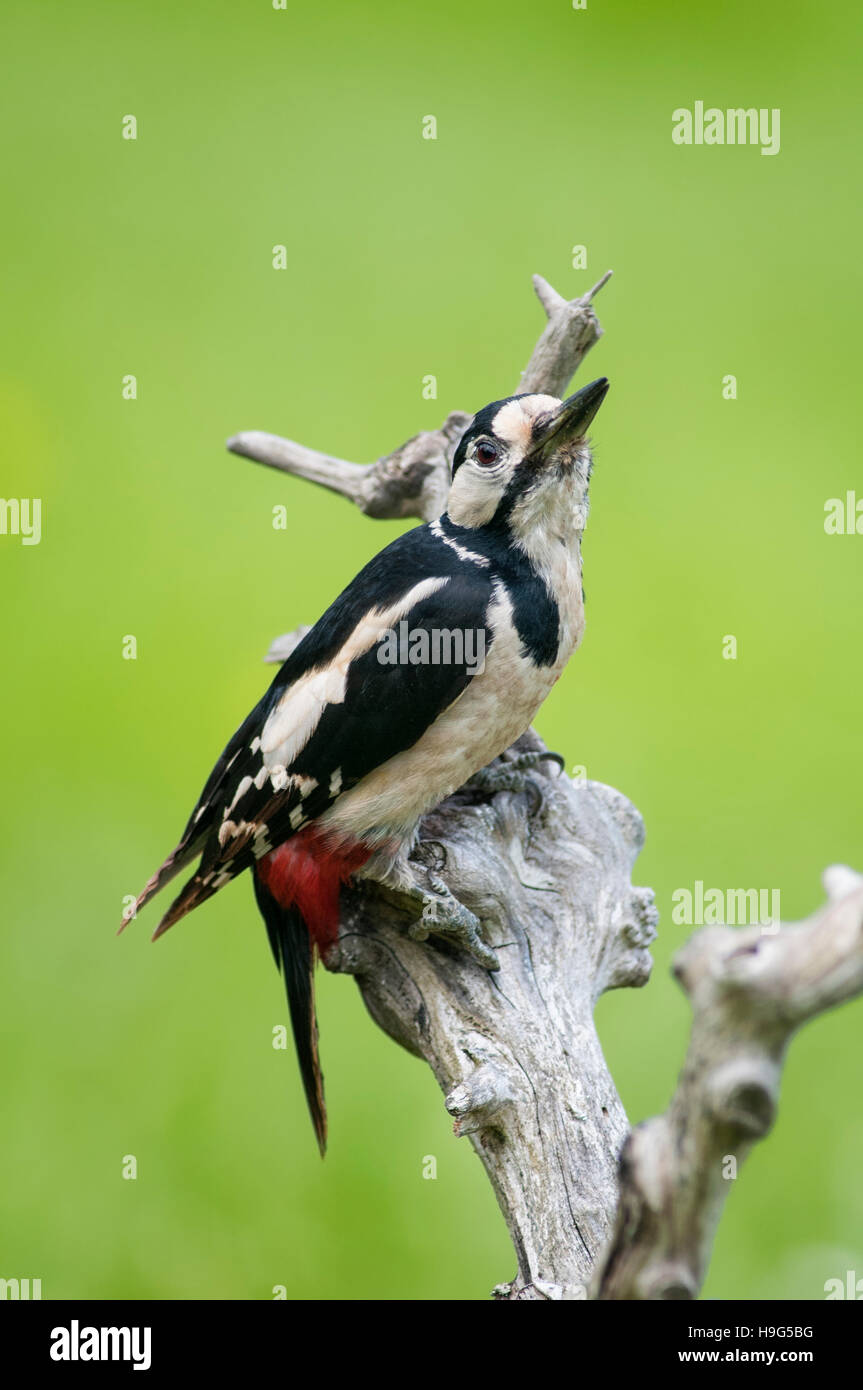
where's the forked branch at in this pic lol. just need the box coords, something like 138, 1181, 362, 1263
230, 272, 862, 1299
227, 271, 611, 524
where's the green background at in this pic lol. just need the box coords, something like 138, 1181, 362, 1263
2, 0, 861, 1300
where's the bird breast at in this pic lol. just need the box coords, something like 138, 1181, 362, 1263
320, 570, 584, 845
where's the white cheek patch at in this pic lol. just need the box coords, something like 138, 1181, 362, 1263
448, 394, 563, 529
447, 466, 505, 528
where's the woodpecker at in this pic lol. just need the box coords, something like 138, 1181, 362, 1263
124, 376, 609, 1153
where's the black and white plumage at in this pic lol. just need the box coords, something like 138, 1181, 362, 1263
124, 377, 609, 1151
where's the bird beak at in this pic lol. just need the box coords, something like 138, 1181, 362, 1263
533, 377, 609, 461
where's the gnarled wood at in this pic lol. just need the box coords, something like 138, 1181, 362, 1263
230, 272, 862, 1299
333, 734, 656, 1299
592, 866, 863, 1300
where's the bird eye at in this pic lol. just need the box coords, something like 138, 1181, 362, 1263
475, 440, 499, 466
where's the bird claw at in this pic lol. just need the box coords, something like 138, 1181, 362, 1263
380, 845, 499, 970
467, 749, 565, 811
408, 877, 499, 971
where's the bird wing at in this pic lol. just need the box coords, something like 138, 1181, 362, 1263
126, 524, 495, 938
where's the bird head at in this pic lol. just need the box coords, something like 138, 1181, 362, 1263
447, 377, 609, 546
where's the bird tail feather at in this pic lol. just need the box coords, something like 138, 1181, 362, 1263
118, 833, 209, 935
253, 872, 327, 1156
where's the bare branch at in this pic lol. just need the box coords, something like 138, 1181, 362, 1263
332, 735, 657, 1300
517, 270, 612, 398
592, 867, 863, 1300
226, 272, 611, 524
531, 274, 567, 317
263, 625, 312, 664
227, 432, 369, 502
227, 416, 467, 524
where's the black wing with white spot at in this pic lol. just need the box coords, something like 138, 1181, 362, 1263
126, 522, 495, 937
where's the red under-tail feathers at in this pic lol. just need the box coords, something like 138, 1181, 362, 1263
256, 829, 374, 954
253, 829, 373, 1154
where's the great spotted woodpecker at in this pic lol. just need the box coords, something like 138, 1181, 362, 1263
124, 377, 609, 1152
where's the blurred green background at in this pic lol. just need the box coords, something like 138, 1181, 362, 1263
2, 0, 861, 1301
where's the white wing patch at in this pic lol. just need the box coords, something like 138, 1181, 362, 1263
260, 576, 450, 770
226, 775, 253, 814
319, 577, 563, 845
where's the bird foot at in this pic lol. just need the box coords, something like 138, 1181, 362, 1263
375, 851, 499, 971
467, 749, 565, 809
407, 871, 499, 971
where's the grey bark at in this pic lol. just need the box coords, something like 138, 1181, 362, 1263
592, 865, 863, 1300
336, 738, 656, 1299
228, 273, 863, 1299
